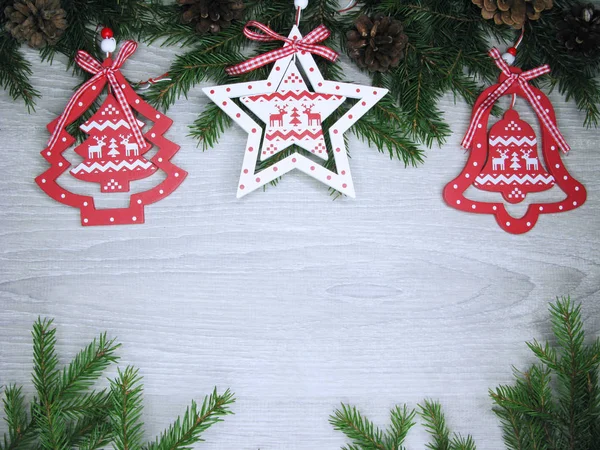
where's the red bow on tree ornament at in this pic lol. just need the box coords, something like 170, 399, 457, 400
37, 37, 187, 226
443, 48, 586, 234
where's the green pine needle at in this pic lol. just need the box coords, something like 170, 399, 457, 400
419, 399, 451, 450
330, 404, 387, 449
61, 390, 112, 421
0, 34, 40, 112
385, 405, 416, 449
490, 296, 600, 450
449, 434, 477, 450
109, 366, 145, 450
76, 420, 112, 450
59, 333, 120, 400
31, 318, 69, 450
147, 388, 235, 450
2, 318, 233, 450
1, 385, 34, 450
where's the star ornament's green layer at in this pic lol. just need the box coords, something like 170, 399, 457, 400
203, 25, 388, 198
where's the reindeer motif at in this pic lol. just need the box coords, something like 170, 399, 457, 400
492, 149, 509, 171
119, 134, 140, 156
88, 135, 107, 159
520, 149, 539, 170
269, 105, 288, 127
302, 104, 322, 126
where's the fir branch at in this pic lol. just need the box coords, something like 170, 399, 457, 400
31, 318, 69, 450
550, 298, 600, 449
145, 42, 246, 111
490, 297, 600, 450
60, 390, 112, 421
2, 319, 232, 450
385, 405, 416, 450
0, 34, 40, 112
329, 404, 387, 450
419, 400, 451, 450
491, 405, 526, 450
109, 366, 144, 450
1, 385, 35, 450
189, 103, 233, 151
418, 400, 479, 450
490, 365, 556, 449
76, 421, 112, 450
31, 318, 60, 400
144, 0, 293, 110
449, 434, 477, 450
351, 111, 424, 167
66, 414, 112, 450
57, 333, 120, 400
517, 8, 600, 128
146, 388, 235, 450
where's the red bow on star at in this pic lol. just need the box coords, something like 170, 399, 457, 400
226, 21, 339, 76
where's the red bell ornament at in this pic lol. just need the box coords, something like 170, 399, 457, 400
444, 48, 586, 234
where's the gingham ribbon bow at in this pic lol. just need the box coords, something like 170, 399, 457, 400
225, 21, 339, 76
462, 48, 570, 153
48, 41, 145, 150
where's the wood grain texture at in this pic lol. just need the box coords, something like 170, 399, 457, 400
0, 42, 599, 450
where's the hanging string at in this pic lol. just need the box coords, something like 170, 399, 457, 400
294, 0, 308, 25
508, 27, 526, 109
514, 26, 525, 49
135, 73, 172, 90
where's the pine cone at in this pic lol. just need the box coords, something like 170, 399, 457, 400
178, 0, 244, 34
4, 0, 67, 48
346, 14, 408, 73
556, 3, 600, 57
472, 0, 553, 29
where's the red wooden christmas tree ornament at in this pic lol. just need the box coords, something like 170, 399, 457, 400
444, 48, 586, 234
36, 40, 187, 226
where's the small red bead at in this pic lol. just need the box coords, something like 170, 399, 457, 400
506, 47, 517, 56
101, 27, 114, 39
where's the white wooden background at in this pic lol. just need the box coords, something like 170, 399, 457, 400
1, 38, 599, 450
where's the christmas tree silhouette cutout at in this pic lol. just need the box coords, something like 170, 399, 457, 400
107, 138, 120, 157
510, 152, 521, 170
290, 107, 301, 126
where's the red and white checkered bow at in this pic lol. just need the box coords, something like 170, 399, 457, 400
462, 48, 570, 154
48, 40, 145, 151
226, 21, 339, 76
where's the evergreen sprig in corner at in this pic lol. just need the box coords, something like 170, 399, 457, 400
332, 297, 600, 449
0, 318, 234, 450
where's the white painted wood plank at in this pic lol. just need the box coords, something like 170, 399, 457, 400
1, 43, 599, 449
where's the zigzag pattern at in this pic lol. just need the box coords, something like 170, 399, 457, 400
243, 92, 343, 102
81, 119, 145, 132
71, 159, 155, 174
475, 174, 555, 185
489, 136, 537, 147
266, 130, 324, 141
